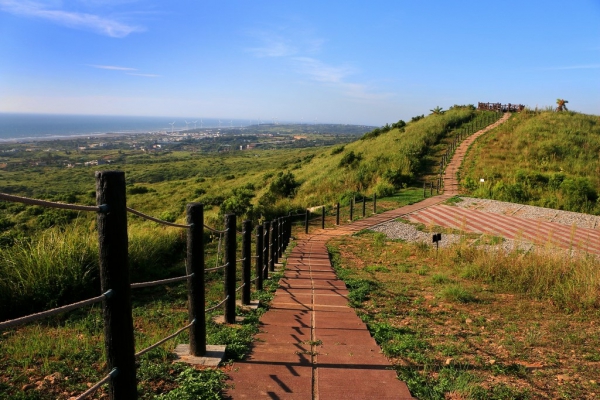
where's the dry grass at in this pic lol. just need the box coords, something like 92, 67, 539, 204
328, 232, 600, 399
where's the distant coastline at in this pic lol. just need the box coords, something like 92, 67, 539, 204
0, 113, 228, 143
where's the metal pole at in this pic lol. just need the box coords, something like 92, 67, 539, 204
95, 171, 137, 400
186, 203, 205, 356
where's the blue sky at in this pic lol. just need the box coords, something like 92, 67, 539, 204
0, 0, 598, 125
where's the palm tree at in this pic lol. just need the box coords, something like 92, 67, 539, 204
556, 99, 569, 112
430, 106, 444, 115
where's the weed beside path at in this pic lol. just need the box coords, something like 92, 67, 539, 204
327, 232, 600, 399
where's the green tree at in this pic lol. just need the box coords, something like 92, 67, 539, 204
430, 106, 445, 115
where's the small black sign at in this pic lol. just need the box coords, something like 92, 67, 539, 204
432, 233, 442, 243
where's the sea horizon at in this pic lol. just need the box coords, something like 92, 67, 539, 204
0, 112, 254, 143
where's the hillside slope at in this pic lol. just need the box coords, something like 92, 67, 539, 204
460, 110, 600, 214
288, 106, 497, 207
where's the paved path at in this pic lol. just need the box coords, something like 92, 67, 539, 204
443, 113, 511, 195
407, 204, 600, 256
225, 196, 451, 399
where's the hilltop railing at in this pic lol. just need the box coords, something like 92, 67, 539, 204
0, 171, 293, 400
477, 102, 524, 112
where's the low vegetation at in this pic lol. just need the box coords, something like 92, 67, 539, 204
328, 231, 600, 399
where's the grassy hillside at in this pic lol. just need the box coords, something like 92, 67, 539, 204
460, 110, 600, 214
291, 106, 498, 206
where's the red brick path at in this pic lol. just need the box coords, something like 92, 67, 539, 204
225, 196, 451, 399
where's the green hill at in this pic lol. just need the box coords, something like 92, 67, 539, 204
460, 110, 600, 214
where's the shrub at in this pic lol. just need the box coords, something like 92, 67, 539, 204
338, 151, 363, 168
268, 171, 299, 198
373, 182, 395, 198
330, 145, 345, 155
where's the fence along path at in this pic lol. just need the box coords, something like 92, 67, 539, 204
443, 112, 511, 195
225, 195, 451, 400
0, 171, 294, 400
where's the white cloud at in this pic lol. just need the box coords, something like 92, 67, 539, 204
127, 73, 160, 78
292, 57, 354, 84
0, 0, 142, 37
246, 34, 297, 58
88, 64, 137, 71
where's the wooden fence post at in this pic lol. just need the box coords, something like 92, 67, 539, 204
186, 203, 205, 356
349, 199, 354, 221
336, 202, 340, 225
304, 210, 309, 234
272, 219, 279, 265
373, 194, 377, 214
262, 221, 270, 280
269, 220, 276, 272
362, 196, 366, 218
242, 220, 251, 305
321, 206, 325, 229
95, 171, 137, 400
278, 217, 283, 258
255, 224, 263, 291
224, 214, 237, 324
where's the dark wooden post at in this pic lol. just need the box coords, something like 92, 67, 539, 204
373, 194, 377, 214
336, 202, 340, 225
95, 171, 137, 399
430, 182, 433, 196
255, 224, 263, 291
278, 217, 283, 258
349, 198, 354, 221
362, 196, 366, 218
224, 214, 236, 324
241, 220, 251, 305
262, 221, 270, 280
423, 181, 426, 197
321, 206, 325, 229
269, 221, 276, 272
304, 210, 309, 234
186, 203, 205, 356
272, 219, 279, 266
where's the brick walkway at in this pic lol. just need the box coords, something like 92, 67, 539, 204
225, 196, 450, 399
443, 113, 511, 195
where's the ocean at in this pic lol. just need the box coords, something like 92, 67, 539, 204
0, 113, 232, 142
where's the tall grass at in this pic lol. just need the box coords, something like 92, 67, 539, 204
436, 243, 600, 311
0, 221, 98, 321
0, 220, 186, 321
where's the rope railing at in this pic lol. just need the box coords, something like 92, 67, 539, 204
205, 262, 228, 272
205, 296, 229, 313
130, 274, 192, 289
0, 172, 298, 399
74, 368, 118, 400
126, 207, 190, 229
0, 290, 112, 330
135, 320, 195, 358
204, 224, 227, 234
0, 192, 105, 213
